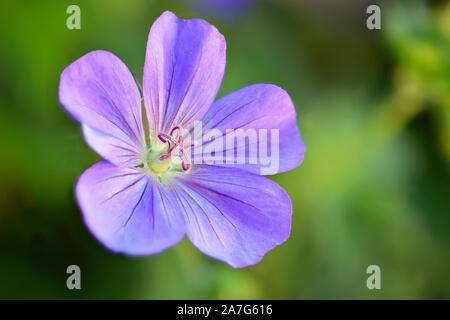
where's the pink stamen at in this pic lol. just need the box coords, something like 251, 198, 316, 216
170, 126, 180, 136
180, 148, 191, 172
158, 153, 171, 161
158, 133, 178, 145
182, 161, 190, 171
157, 134, 167, 143
156, 127, 194, 172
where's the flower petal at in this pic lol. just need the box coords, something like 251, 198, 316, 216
59, 50, 145, 166
143, 11, 226, 133
76, 161, 185, 255
192, 84, 305, 175
174, 166, 292, 268
82, 125, 141, 168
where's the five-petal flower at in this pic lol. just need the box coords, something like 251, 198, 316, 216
59, 11, 305, 268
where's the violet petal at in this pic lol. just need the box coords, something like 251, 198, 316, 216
143, 11, 226, 133
175, 165, 292, 268
192, 84, 305, 175
76, 161, 186, 255
59, 50, 145, 167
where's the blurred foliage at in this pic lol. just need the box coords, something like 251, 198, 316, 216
0, 0, 449, 299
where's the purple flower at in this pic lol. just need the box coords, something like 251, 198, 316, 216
59, 11, 305, 268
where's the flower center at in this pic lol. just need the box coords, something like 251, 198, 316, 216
148, 155, 172, 174
140, 126, 194, 181
157, 126, 194, 172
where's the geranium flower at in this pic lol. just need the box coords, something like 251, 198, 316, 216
59, 11, 305, 268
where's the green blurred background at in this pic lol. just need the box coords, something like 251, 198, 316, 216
0, 0, 449, 299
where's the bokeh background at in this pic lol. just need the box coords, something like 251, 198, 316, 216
1, 0, 449, 299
